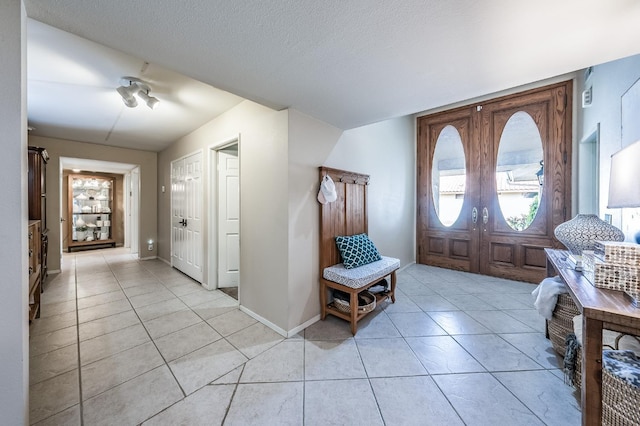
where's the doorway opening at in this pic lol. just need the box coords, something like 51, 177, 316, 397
417, 81, 572, 283
208, 138, 240, 301
59, 157, 140, 258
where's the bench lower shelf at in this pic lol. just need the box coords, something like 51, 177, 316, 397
325, 292, 393, 322
320, 270, 397, 335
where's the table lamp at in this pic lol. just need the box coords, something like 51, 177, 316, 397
608, 139, 640, 243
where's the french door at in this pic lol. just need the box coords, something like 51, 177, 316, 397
417, 81, 572, 283
171, 151, 203, 282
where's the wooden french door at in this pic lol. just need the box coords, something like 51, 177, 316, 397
417, 81, 572, 283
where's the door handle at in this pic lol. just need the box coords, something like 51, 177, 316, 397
482, 207, 489, 225
179, 219, 188, 227
472, 207, 478, 224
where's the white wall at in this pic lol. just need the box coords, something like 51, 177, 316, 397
286, 112, 415, 331
0, 1, 29, 422
287, 110, 343, 330
577, 53, 640, 235
159, 105, 415, 334
325, 116, 416, 267
158, 100, 291, 331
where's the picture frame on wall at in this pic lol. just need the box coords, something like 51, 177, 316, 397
621, 76, 640, 146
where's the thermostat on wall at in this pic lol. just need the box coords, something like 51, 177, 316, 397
582, 86, 593, 108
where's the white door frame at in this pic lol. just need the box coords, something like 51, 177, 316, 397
207, 136, 240, 291
58, 157, 140, 259
125, 167, 140, 255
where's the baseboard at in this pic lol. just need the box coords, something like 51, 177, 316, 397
138, 255, 157, 261
239, 305, 288, 338
398, 261, 415, 272
238, 305, 320, 338
154, 256, 171, 266
287, 314, 320, 337
46, 269, 61, 275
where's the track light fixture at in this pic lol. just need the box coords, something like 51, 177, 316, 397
137, 90, 160, 109
116, 77, 160, 109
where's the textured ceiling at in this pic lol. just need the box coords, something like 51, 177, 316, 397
24, 0, 640, 151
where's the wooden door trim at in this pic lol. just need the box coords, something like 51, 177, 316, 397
417, 81, 572, 282
417, 107, 480, 271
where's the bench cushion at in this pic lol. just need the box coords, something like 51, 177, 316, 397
323, 256, 400, 289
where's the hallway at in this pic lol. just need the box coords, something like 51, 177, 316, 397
29, 248, 581, 425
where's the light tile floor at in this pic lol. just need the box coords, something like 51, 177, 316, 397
29, 248, 582, 425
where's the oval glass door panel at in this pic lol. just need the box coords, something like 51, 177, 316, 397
432, 125, 466, 226
496, 111, 544, 231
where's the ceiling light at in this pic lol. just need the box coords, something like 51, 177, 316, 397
137, 89, 160, 110
116, 77, 160, 110
116, 84, 138, 108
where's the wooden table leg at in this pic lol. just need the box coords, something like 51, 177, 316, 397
390, 271, 397, 303
581, 315, 603, 426
320, 280, 327, 320
350, 289, 358, 335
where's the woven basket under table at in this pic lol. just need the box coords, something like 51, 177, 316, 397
601, 352, 640, 426
333, 291, 376, 314
548, 293, 580, 356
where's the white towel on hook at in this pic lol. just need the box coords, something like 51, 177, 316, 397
531, 276, 567, 320
317, 175, 337, 204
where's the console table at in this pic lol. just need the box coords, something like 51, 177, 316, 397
545, 249, 640, 426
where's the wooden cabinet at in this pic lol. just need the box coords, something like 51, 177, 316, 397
28, 220, 42, 320
546, 249, 640, 426
28, 146, 48, 284
67, 174, 116, 252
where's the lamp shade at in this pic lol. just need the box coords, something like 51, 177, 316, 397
608, 139, 640, 208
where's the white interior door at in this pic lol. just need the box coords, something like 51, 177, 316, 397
130, 167, 140, 255
218, 147, 239, 288
171, 151, 203, 282
171, 158, 186, 272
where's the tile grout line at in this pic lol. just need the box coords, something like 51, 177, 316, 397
402, 267, 555, 424
72, 254, 85, 426
220, 363, 245, 425
94, 256, 255, 423
75, 253, 183, 422
400, 270, 547, 423
107, 254, 191, 402
401, 269, 491, 425
390, 297, 465, 426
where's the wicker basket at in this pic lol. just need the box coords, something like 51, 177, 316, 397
601, 351, 640, 426
572, 334, 640, 393
549, 293, 580, 356
333, 291, 376, 314
575, 348, 582, 391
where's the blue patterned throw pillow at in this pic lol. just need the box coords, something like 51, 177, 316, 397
335, 233, 382, 269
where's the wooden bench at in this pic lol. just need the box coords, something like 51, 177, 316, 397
318, 166, 398, 335
320, 256, 398, 335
